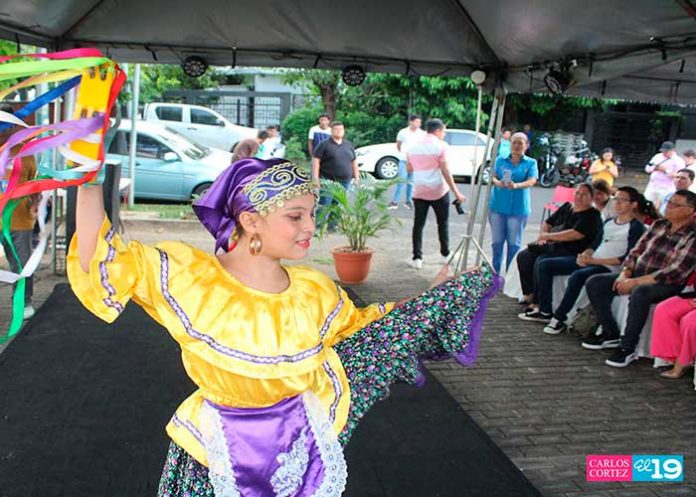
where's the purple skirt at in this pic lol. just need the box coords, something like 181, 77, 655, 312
157, 267, 501, 497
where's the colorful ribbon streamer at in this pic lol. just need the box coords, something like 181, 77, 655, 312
0, 49, 125, 342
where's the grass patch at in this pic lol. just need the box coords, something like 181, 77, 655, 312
130, 203, 196, 220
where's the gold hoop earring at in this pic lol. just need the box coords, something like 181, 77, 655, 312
249, 233, 262, 256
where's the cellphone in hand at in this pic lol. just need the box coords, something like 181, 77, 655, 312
502, 169, 512, 184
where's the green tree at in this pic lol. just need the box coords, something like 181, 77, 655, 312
0, 41, 26, 93
281, 69, 340, 118
120, 64, 228, 105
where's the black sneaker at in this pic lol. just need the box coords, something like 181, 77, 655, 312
543, 318, 566, 335
518, 307, 552, 323
605, 348, 637, 368
581, 334, 621, 350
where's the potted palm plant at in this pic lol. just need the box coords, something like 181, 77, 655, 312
320, 176, 398, 284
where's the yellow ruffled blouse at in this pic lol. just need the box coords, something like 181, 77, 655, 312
67, 218, 393, 467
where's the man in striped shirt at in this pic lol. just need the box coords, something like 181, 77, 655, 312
406, 119, 466, 269
582, 189, 696, 367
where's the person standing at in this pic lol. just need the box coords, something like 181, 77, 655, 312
589, 148, 619, 187
311, 121, 359, 227
258, 125, 281, 159
231, 130, 268, 163
488, 132, 538, 274
407, 118, 466, 269
0, 104, 39, 319
307, 113, 332, 156
388, 115, 425, 210
497, 129, 512, 160
644, 141, 685, 210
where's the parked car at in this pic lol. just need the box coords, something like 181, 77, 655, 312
356, 129, 493, 182
143, 102, 258, 152
107, 120, 233, 201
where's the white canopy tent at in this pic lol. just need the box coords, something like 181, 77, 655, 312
2, 0, 695, 267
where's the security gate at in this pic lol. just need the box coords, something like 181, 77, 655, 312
162, 90, 292, 129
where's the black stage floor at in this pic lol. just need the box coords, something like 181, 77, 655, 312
0, 284, 540, 497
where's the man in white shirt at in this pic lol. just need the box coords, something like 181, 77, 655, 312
389, 115, 425, 210
307, 113, 332, 156
644, 141, 685, 209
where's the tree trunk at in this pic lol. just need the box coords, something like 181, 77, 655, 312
318, 82, 337, 119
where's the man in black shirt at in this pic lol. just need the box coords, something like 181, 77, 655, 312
311, 121, 359, 228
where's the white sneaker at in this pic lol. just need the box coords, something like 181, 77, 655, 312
440, 254, 451, 265
543, 318, 566, 335
387, 202, 398, 210
409, 259, 423, 270
23, 305, 36, 320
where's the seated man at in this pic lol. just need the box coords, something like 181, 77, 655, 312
658, 168, 694, 215
532, 187, 645, 334
518, 183, 603, 320
582, 189, 696, 367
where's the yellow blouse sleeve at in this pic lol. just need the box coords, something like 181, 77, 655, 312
67, 217, 161, 323
324, 284, 394, 347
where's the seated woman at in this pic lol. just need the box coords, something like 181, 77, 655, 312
517, 183, 603, 319
532, 187, 645, 333
636, 194, 660, 226
651, 294, 696, 379
592, 179, 616, 221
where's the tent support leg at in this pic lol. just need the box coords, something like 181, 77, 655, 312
457, 88, 505, 273
475, 88, 506, 266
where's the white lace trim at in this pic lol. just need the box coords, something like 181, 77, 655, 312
270, 427, 310, 497
301, 392, 348, 496
199, 403, 242, 497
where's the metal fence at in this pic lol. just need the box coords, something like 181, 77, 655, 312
587, 111, 678, 170
161, 90, 308, 129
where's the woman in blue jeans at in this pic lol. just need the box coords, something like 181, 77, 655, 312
489, 132, 538, 273
533, 187, 645, 334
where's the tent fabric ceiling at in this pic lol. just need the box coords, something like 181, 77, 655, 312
1, 0, 696, 103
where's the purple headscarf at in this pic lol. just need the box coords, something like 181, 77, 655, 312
193, 158, 314, 253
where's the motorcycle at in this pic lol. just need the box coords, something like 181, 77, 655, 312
540, 139, 596, 188
536, 134, 561, 188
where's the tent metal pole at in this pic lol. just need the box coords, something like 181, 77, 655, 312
51, 96, 61, 274
128, 64, 140, 208
468, 85, 483, 202
476, 88, 506, 265
458, 94, 498, 272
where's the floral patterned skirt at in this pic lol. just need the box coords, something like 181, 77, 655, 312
157, 267, 501, 496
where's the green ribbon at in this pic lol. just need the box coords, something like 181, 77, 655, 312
1, 198, 25, 342
0, 57, 109, 81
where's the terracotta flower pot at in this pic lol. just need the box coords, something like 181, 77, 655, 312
331, 246, 375, 285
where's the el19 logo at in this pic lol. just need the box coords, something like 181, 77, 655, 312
632, 455, 683, 482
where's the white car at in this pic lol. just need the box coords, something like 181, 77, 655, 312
143, 102, 258, 152
356, 129, 493, 182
